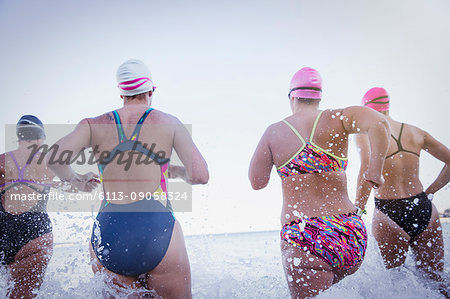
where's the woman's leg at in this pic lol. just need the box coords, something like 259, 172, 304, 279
145, 220, 191, 299
89, 239, 153, 298
89, 220, 191, 299
8, 232, 53, 299
410, 204, 445, 279
281, 241, 334, 299
372, 208, 410, 268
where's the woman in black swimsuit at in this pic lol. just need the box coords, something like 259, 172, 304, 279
355, 87, 450, 293
0, 115, 93, 298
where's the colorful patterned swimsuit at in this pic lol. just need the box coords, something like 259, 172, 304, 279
277, 111, 367, 270
281, 213, 367, 270
277, 111, 348, 177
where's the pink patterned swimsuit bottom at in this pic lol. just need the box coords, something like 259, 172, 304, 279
281, 212, 367, 270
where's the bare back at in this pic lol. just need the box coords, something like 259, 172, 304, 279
87, 107, 176, 204
377, 119, 424, 198
268, 109, 355, 221
0, 151, 53, 214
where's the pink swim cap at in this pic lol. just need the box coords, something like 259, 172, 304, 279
289, 67, 322, 99
361, 87, 390, 112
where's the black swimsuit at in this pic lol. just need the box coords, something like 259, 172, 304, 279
0, 152, 52, 265
375, 192, 432, 240
375, 126, 429, 240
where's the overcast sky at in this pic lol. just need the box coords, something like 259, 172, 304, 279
1, 0, 449, 235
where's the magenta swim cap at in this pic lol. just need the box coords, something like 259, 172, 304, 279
362, 87, 390, 112
289, 67, 322, 99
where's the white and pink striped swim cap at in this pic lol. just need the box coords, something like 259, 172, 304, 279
116, 59, 154, 96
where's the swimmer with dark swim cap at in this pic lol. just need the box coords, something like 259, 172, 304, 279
47, 59, 209, 298
0, 115, 84, 298
355, 87, 450, 295
16, 115, 46, 141
249, 68, 390, 298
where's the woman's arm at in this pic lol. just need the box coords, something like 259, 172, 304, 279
342, 106, 390, 188
46, 119, 99, 192
168, 165, 187, 181
249, 126, 274, 190
354, 133, 373, 210
172, 118, 209, 185
423, 131, 450, 194
0, 154, 5, 185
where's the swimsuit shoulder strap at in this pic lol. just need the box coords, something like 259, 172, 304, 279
309, 110, 324, 141
390, 123, 404, 145
8, 152, 21, 169
98, 108, 160, 174
398, 123, 420, 157
8, 152, 25, 179
112, 110, 126, 143
130, 108, 154, 141
386, 123, 419, 159
282, 120, 306, 144
398, 123, 405, 141
112, 108, 154, 142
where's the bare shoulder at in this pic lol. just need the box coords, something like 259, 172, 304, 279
404, 122, 425, 135
265, 121, 286, 138
327, 107, 346, 115
148, 109, 182, 125
340, 106, 368, 123
403, 122, 426, 144
86, 112, 115, 124
324, 108, 347, 124
267, 120, 286, 132
341, 105, 363, 115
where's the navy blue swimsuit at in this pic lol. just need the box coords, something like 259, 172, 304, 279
90, 108, 175, 277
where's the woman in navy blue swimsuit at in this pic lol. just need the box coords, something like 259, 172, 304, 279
48, 59, 209, 298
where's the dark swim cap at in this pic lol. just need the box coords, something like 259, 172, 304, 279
16, 115, 46, 140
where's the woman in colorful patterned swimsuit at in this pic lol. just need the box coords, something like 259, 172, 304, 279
249, 67, 390, 298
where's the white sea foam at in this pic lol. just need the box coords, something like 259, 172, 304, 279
1, 223, 449, 298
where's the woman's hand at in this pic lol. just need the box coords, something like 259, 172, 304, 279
363, 170, 384, 189
168, 165, 186, 179
68, 172, 100, 192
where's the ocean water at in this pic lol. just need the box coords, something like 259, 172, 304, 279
1, 220, 448, 298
